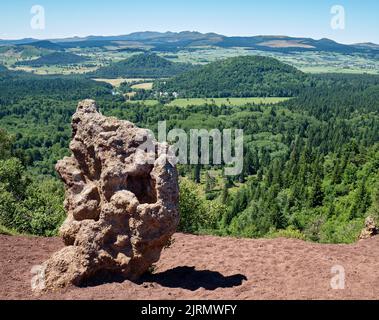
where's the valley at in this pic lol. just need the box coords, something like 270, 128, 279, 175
1, 32, 379, 77
0, 31, 378, 246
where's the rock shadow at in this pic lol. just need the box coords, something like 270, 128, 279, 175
79, 270, 127, 288
139, 266, 247, 291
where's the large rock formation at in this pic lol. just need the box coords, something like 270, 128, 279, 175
41, 99, 179, 290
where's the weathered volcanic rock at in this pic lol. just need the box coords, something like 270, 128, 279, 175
359, 216, 378, 240
41, 99, 179, 290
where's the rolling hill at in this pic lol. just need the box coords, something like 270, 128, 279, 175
15, 52, 89, 67
92, 53, 194, 78
154, 55, 308, 98
217, 36, 361, 53
20, 40, 63, 51
16, 40, 63, 51
353, 42, 379, 50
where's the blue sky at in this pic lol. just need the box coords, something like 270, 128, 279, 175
0, 0, 378, 44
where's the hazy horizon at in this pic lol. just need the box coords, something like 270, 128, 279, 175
1, 30, 378, 46
1, 1, 379, 45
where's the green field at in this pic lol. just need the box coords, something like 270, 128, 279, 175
167, 97, 290, 107
167, 48, 379, 75
3, 45, 378, 77
125, 97, 290, 107
126, 99, 159, 106
11, 64, 98, 75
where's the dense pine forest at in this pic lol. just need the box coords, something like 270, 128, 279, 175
154, 56, 309, 97
0, 60, 378, 243
92, 53, 194, 78
15, 52, 89, 67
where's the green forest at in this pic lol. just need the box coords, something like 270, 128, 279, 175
0, 59, 378, 243
92, 53, 194, 78
154, 56, 309, 97
15, 52, 89, 67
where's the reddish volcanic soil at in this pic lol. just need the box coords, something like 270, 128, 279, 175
1, 233, 378, 300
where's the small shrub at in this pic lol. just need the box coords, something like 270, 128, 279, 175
0, 224, 18, 236
266, 226, 306, 241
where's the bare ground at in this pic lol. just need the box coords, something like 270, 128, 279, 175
0, 233, 378, 300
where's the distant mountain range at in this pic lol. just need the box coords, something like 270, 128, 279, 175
1, 31, 379, 54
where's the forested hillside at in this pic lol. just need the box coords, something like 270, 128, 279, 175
92, 53, 194, 78
154, 56, 309, 97
0, 65, 378, 243
15, 52, 89, 67
0, 68, 114, 236
19, 40, 63, 51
